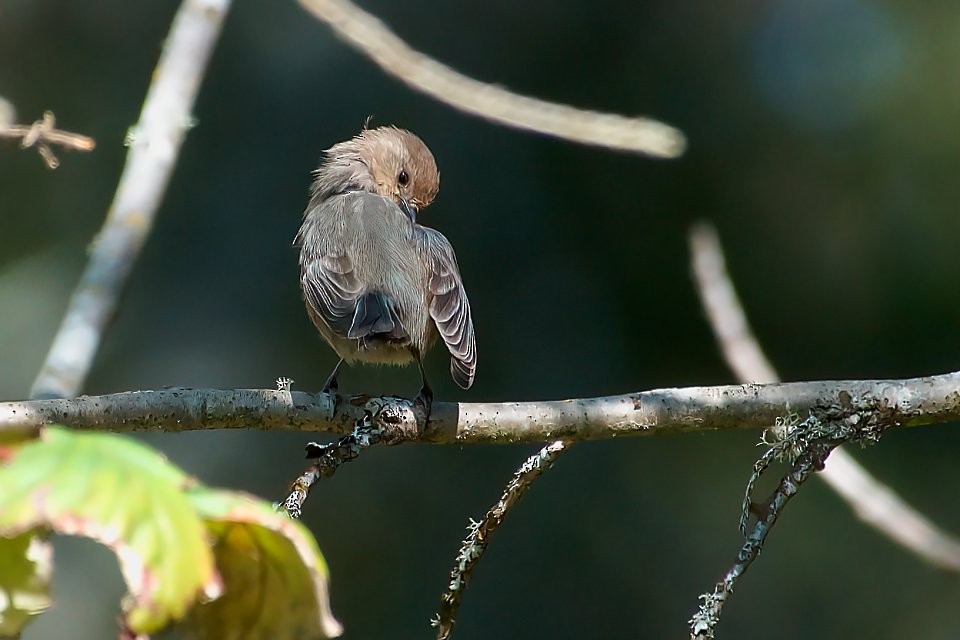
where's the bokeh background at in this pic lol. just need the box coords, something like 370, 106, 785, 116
3, 0, 960, 638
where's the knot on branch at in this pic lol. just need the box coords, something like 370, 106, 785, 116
345, 394, 420, 444
742, 396, 900, 536
816, 388, 902, 446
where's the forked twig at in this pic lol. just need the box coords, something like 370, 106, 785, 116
690, 420, 845, 639
0, 106, 95, 169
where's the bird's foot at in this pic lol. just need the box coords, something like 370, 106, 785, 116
414, 385, 433, 423
321, 375, 340, 415
321, 375, 338, 395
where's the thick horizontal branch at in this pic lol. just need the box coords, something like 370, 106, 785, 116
2, 371, 959, 443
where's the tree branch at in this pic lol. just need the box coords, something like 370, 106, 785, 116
29, 0, 231, 400
689, 222, 960, 571
296, 0, 685, 158
2, 371, 959, 442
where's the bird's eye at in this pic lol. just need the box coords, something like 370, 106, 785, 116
398, 169, 409, 186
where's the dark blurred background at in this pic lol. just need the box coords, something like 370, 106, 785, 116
3, 0, 960, 638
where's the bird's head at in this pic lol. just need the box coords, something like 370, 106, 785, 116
315, 126, 440, 222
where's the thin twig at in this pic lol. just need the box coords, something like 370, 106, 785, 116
280, 465, 322, 520
280, 412, 386, 518
29, 0, 231, 400
297, 0, 685, 158
433, 440, 570, 639
0, 107, 96, 169
689, 222, 960, 570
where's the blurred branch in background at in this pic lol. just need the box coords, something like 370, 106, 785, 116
29, 0, 231, 400
297, 0, 686, 158
0, 98, 95, 169
686, 223, 960, 638
3, 371, 960, 441
433, 440, 570, 640
689, 222, 960, 571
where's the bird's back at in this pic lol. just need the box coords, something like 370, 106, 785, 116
298, 191, 432, 361
341, 192, 423, 292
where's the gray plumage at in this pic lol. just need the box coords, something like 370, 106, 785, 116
295, 127, 476, 399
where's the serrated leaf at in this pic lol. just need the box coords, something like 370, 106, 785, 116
0, 530, 52, 636
0, 426, 219, 634
185, 488, 342, 640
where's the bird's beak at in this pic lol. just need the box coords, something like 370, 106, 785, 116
399, 198, 418, 223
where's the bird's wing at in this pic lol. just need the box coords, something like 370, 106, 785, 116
296, 198, 365, 338
414, 226, 477, 389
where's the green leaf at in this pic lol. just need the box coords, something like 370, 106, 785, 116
185, 488, 342, 640
0, 530, 52, 636
0, 426, 219, 634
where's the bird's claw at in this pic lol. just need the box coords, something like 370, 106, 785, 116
414, 386, 433, 423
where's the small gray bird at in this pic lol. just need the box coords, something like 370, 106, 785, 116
295, 126, 476, 412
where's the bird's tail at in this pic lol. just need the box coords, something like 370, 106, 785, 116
347, 291, 408, 348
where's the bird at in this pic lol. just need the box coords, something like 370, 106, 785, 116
294, 126, 476, 415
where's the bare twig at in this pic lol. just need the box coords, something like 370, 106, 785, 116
297, 0, 685, 158
3, 371, 960, 441
433, 440, 570, 639
690, 222, 960, 570
29, 0, 231, 400
0, 107, 96, 169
